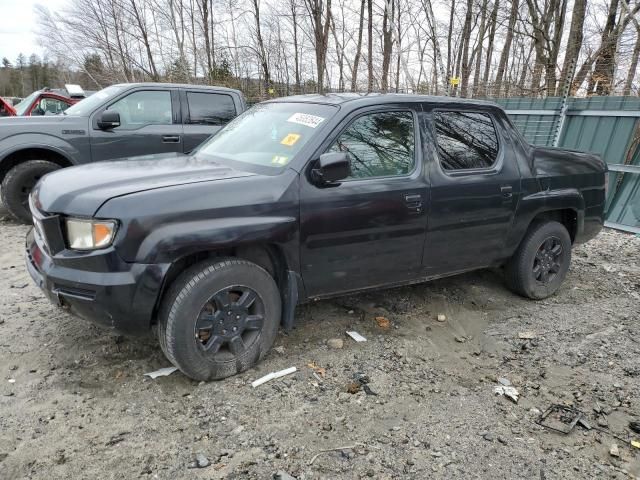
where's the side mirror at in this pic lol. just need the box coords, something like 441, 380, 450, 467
312, 152, 351, 185
97, 110, 121, 130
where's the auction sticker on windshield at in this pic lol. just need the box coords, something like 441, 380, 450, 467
287, 113, 325, 128
281, 133, 301, 146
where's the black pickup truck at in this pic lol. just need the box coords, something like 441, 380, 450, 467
25, 94, 606, 381
0, 82, 245, 223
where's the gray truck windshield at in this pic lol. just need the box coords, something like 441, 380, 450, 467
64, 85, 128, 116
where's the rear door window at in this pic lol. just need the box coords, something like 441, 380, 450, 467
433, 111, 499, 171
186, 92, 236, 126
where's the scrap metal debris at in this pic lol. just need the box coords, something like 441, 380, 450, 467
105, 431, 130, 446
308, 443, 365, 465
537, 404, 584, 434
494, 385, 519, 403
609, 443, 620, 457
251, 366, 296, 388
144, 366, 178, 379
346, 331, 366, 342
518, 331, 537, 340
352, 372, 377, 395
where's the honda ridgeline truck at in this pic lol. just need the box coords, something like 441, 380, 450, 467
25, 94, 606, 381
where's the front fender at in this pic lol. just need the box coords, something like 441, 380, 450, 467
126, 216, 298, 265
506, 188, 585, 253
0, 133, 81, 165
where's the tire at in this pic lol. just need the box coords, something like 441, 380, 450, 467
1, 160, 61, 223
505, 221, 572, 300
157, 258, 281, 381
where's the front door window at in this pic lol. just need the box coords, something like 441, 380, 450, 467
328, 111, 415, 179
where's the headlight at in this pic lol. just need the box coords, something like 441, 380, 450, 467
65, 218, 117, 250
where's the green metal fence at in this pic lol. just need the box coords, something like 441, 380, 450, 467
497, 96, 640, 234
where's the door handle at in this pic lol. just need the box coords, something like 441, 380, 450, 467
404, 193, 423, 213
500, 186, 513, 199
404, 194, 422, 203
162, 135, 181, 143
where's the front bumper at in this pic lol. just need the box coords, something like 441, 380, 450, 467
25, 228, 169, 336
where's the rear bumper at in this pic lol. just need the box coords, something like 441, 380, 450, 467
25, 228, 169, 335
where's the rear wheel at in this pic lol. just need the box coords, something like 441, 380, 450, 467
157, 258, 281, 381
505, 221, 572, 299
1, 160, 61, 223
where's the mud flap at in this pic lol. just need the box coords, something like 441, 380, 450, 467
281, 270, 299, 332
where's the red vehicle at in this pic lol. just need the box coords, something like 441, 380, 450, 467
0, 85, 87, 117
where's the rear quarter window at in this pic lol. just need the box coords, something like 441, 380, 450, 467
186, 92, 236, 126
433, 111, 499, 171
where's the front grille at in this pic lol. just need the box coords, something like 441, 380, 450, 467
29, 196, 66, 255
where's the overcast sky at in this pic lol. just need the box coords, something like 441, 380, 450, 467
0, 0, 67, 63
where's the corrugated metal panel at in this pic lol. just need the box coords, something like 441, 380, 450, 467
606, 134, 640, 229
497, 97, 561, 146
607, 172, 640, 228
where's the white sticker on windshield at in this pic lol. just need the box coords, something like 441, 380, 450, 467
287, 112, 325, 129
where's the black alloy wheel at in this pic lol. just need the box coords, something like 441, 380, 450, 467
194, 286, 265, 359
532, 237, 564, 284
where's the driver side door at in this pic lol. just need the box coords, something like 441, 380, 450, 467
299, 105, 429, 297
90, 89, 183, 161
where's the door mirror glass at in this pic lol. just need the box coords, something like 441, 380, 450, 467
313, 152, 351, 185
97, 110, 121, 130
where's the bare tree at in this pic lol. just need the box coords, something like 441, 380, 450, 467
524, 0, 568, 95
351, 0, 366, 91
472, 0, 489, 96
304, 0, 332, 93
495, 0, 519, 95
481, 0, 499, 89
367, 0, 373, 91
556, 0, 586, 94
289, 0, 302, 90
251, 0, 271, 88
459, 0, 473, 97
623, 21, 640, 95
381, 0, 395, 91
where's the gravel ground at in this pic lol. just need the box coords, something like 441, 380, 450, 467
0, 215, 638, 480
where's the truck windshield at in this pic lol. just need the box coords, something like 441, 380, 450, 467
64, 85, 128, 116
13, 91, 40, 116
197, 102, 338, 168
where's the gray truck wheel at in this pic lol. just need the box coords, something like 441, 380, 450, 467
505, 221, 572, 300
157, 258, 281, 381
1, 160, 60, 223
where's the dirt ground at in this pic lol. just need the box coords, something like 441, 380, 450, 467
0, 212, 639, 480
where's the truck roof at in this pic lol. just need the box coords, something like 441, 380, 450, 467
113, 82, 242, 93
269, 93, 503, 110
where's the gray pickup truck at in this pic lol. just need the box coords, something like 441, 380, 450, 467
0, 83, 246, 222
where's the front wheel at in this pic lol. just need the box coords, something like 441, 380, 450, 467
505, 221, 572, 300
157, 258, 281, 381
1, 160, 61, 223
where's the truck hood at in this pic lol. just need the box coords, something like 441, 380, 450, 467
0, 115, 83, 141
0, 115, 68, 128
32, 152, 257, 216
